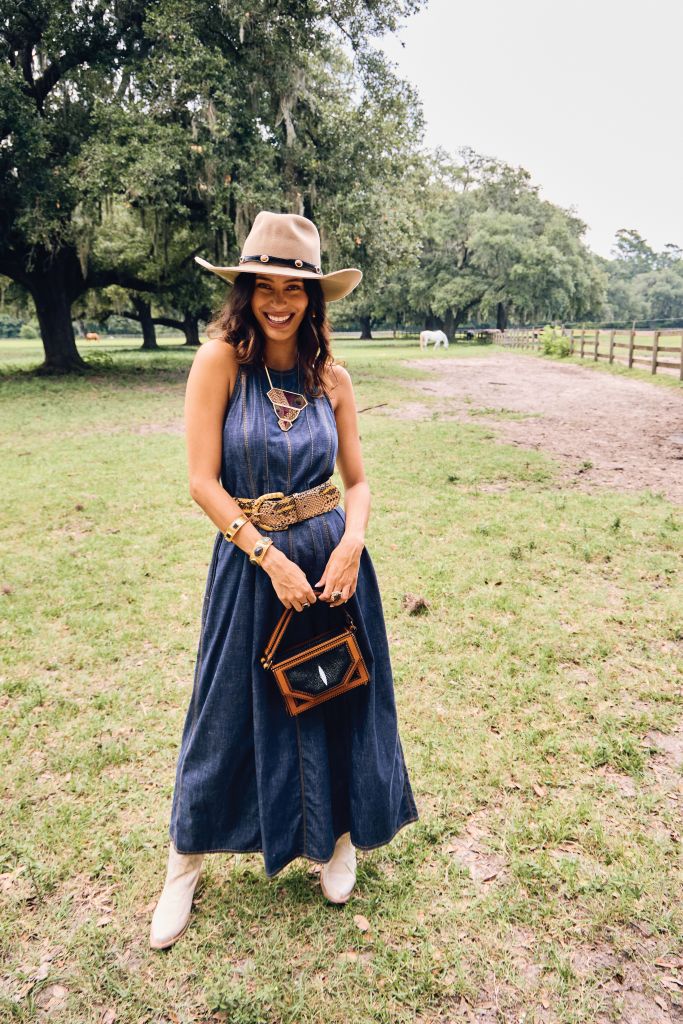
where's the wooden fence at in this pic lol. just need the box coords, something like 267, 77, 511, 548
501, 327, 683, 380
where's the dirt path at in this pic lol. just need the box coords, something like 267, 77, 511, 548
397, 354, 683, 504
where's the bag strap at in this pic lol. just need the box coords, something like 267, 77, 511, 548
262, 585, 356, 664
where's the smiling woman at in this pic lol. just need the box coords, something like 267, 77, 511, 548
148, 212, 419, 950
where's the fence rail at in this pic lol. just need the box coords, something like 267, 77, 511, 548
501, 327, 683, 380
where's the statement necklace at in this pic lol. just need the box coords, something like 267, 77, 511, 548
263, 357, 308, 431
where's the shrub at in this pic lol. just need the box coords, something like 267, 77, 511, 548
19, 322, 39, 338
540, 324, 572, 357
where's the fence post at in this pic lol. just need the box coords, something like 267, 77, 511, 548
651, 330, 660, 375
569, 328, 575, 354
580, 329, 585, 358
608, 329, 615, 364
627, 328, 635, 368
680, 332, 683, 382
593, 329, 599, 361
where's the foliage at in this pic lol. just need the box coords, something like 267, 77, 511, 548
540, 324, 571, 357
601, 230, 683, 323
0, 312, 22, 337
0, 0, 428, 367
372, 148, 606, 333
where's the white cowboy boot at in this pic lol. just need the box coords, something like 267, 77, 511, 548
149, 843, 204, 949
320, 832, 356, 904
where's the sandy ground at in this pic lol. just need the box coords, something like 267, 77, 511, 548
395, 354, 683, 504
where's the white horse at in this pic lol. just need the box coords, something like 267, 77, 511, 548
419, 329, 449, 350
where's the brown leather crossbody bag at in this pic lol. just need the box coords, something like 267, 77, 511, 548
260, 586, 370, 717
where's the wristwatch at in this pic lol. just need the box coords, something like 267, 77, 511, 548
249, 536, 273, 566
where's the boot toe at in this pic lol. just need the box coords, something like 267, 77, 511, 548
320, 836, 357, 904
149, 913, 191, 950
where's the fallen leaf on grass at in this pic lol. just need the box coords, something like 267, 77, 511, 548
96, 914, 112, 927
504, 778, 522, 790
353, 914, 370, 932
35, 984, 68, 1011
532, 783, 547, 797
15, 980, 36, 1001
0, 865, 27, 891
339, 950, 373, 965
100, 1010, 116, 1024
477, 867, 500, 882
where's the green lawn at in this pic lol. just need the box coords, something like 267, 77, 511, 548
1, 338, 681, 1023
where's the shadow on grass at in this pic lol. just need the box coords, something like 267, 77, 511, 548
0, 345, 196, 388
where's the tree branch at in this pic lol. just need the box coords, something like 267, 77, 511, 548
85, 269, 159, 292
0, 256, 32, 288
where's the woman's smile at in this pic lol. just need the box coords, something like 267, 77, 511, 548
263, 312, 295, 327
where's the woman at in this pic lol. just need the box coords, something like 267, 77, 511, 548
150, 212, 419, 950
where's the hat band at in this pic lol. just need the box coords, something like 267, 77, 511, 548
239, 254, 322, 275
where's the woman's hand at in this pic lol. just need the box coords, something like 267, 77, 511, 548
262, 547, 318, 612
315, 536, 364, 605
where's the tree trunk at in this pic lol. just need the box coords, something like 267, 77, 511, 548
496, 302, 508, 331
359, 314, 373, 340
132, 296, 158, 350
2, 243, 160, 373
30, 274, 86, 373
443, 310, 454, 341
182, 313, 201, 346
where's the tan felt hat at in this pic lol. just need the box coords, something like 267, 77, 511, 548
195, 211, 362, 302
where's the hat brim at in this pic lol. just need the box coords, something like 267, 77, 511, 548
194, 256, 362, 302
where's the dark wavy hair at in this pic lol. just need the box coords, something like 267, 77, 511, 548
206, 273, 339, 398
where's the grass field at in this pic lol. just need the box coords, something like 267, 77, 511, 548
1, 337, 682, 1022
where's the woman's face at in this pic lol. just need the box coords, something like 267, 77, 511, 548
250, 274, 309, 347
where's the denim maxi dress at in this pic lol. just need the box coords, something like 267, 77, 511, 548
169, 360, 419, 877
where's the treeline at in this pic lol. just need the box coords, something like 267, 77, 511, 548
1, 2, 677, 373
597, 231, 683, 326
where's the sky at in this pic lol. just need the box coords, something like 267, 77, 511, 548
377, 0, 683, 258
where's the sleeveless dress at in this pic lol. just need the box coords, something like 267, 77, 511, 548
169, 359, 419, 878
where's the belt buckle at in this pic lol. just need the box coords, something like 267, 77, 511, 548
248, 491, 283, 531
252, 490, 285, 512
